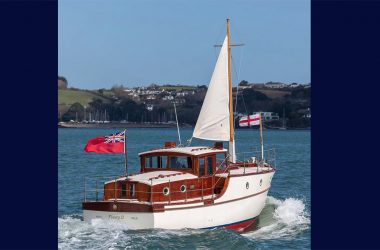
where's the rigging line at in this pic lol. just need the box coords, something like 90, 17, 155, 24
231, 50, 244, 115
230, 21, 244, 46
233, 54, 248, 114
232, 56, 239, 115
213, 22, 227, 60
241, 87, 248, 114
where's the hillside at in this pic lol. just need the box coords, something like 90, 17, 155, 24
58, 83, 310, 128
58, 89, 108, 106
254, 89, 291, 99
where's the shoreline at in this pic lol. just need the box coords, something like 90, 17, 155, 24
58, 122, 188, 129
58, 122, 310, 130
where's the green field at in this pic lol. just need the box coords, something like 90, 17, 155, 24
58, 89, 108, 106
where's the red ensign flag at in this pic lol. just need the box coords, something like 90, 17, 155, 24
84, 131, 125, 154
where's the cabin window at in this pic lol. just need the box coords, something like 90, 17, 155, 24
145, 156, 160, 168
130, 184, 135, 197
163, 187, 170, 196
170, 156, 192, 169
199, 158, 205, 176
145, 156, 153, 168
207, 156, 213, 175
121, 182, 126, 197
160, 156, 168, 168
145, 156, 168, 169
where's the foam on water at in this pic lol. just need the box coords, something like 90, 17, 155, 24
244, 196, 310, 240
58, 196, 310, 249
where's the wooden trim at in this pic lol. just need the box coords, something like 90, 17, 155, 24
140, 151, 224, 160
142, 152, 195, 158
229, 169, 276, 177
83, 201, 153, 213
84, 186, 270, 213
215, 176, 229, 197
143, 168, 193, 174
204, 199, 214, 206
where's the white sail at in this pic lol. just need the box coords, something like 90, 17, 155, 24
193, 36, 230, 141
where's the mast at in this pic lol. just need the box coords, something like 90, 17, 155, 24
173, 102, 182, 145
260, 112, 264, 160
227, 18, 236, 163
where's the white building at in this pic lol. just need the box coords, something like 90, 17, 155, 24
163, 95, 174, 101
146, 104, 154, 111
252, 112, 280, 121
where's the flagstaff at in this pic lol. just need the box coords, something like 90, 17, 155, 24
259, 112, 264, 160
124, 129, 128, 175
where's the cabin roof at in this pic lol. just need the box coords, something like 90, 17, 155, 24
138, 146, 227, 157
128, 171, 197, 186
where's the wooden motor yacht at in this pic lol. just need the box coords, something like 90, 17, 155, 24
83, 19, 276, 232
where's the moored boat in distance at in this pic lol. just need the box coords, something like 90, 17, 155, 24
82, 19, 276, 232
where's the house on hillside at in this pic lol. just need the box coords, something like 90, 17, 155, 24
298, 108, 311, 118
146, 104, 154, 111
163, 95, 174, 101
252, 112, 280, 121
265, 82, 286, 89
289, 83, 300, 88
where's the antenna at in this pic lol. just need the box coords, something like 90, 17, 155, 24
173, 101, 182, 146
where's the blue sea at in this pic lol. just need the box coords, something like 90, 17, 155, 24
58, 128, 310, 249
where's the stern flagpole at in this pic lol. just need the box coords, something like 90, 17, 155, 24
259, 113, 264, 161
124, 129, 128, 175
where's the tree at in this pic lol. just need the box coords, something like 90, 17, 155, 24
62, 102, 84, 121
242, 89, 269, 101
238, 80, 249, 86
58, 76, 68, 89
89, 98, 104, 110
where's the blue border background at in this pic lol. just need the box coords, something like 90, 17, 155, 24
1, 0, 380, 248
0, 1, 57, 249
312, 1, 380, 249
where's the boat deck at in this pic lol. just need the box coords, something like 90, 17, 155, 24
107, 194, 215, 206
216, 166, 274, 177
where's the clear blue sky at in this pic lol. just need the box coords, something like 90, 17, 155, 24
59, 0, 310, 89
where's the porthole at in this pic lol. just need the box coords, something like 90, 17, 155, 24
180, 185, 187, 193
260, 179, 263, 186
246, 182, 249, 189
163, 187, 170, 196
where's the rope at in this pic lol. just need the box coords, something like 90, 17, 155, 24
213, 22, 227, 60
231, 45, 245, 115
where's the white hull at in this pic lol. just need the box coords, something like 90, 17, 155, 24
84, 170, 274, 230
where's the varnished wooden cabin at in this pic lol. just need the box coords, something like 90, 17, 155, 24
101, 142, 246, 205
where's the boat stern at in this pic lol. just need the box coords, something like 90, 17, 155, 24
82, 201, 155, 229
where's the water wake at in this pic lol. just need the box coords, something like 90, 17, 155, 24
58, 196, 310, 249
244, 196, 310, 240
